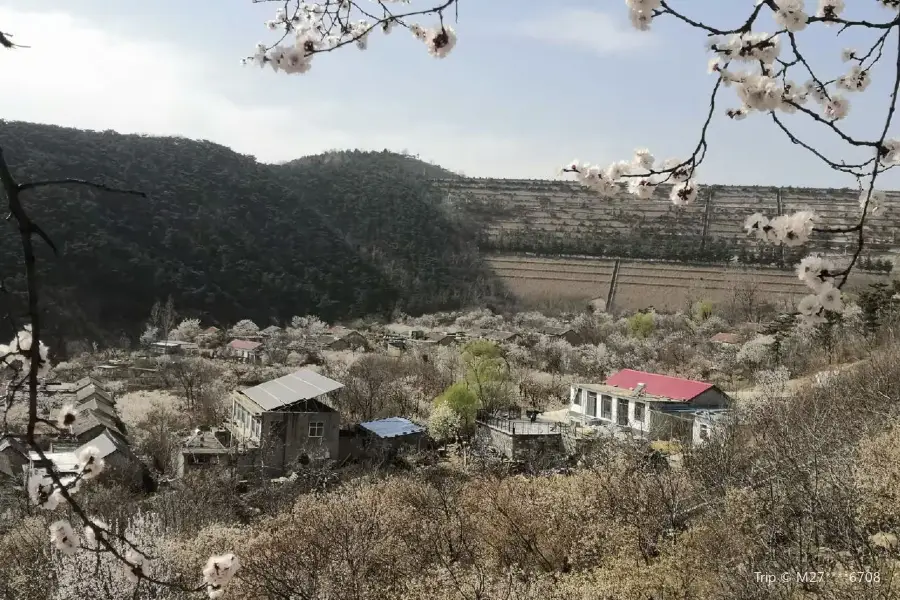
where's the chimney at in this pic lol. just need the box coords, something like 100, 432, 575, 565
635, 383, 646, 395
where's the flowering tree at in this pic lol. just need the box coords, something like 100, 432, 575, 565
0, 117, 240, 599
248, 0, 900, 326
228, 318, 260, 339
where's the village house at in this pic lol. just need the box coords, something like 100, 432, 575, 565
569, 369, 731, 442
316, 327, 370, 352
709, 332, 741, 346
227, 339, 263, 363
422, 332, 456, 346
540, 326, 583, 346
150, 340, 200, 355
360, 417, 426, 451
176, 427, 232, 477
75, 382, 115, 407
72, 409, 128, 444
23, 430, 141, 491
0, 435, 28, 480
260, 325, 283, 338
228, 369, 343, 474
468, 329, 520, 344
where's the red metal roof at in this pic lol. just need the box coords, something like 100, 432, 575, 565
605, 369, 713, 401
229, 339, 261, 351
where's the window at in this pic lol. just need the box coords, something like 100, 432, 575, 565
573, 388, 582, 406
586, 392, 597, 418
600, 395, 612, 420
699, 425, 709, 440
633, 402, 645, 423
309, 422, 325, 438
251, 417, 261, 439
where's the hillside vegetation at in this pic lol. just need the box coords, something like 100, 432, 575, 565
0, 121, 490, 348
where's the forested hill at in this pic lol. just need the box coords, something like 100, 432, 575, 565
0, 121, 490, 347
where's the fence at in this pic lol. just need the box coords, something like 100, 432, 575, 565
476, 413, 560, 436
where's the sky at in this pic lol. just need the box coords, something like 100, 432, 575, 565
1, 0, 900, 187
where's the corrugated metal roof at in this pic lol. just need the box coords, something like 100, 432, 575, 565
360, 417, 425, 439
242, 369, 344, 411
606, 369, 713, 402
229, 339, 262, 351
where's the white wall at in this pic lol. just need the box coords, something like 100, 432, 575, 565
569, 385, 651, 434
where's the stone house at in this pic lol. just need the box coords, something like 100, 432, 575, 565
569, 369, 731, 443
228, 369, 343, 475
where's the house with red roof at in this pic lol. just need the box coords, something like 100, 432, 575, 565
227, 339, 263, 363
569, 369, 731, 440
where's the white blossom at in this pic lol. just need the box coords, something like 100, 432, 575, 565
818, 282, 844, 312
424, 25, 456, 58
203, 553, 241, 588
632, 148, 655, 170
627, 177, 656, 199
83, 518, 109, 548
28, 474, 60, 509
77, 446, 105, 480
879, 139, 900, 165
766, 210, 815, 246
744, 212, 769, 240
798, 293, 824, 318
823, 94, 850, 120
796, 255, 836, 290
841, 47, 856, 62
837, 66, 871, 92
605, 160, 633, 180
773, 0, 809, 32
124, 549, 147, 583
670, 180, 699, 205
817, 0, 845, 20
860, 189, 885, 213
49, 520, 79, 555
628, 8, 654, 31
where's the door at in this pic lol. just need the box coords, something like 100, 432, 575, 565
586, 392, 597, 418
617, 399, 629, 426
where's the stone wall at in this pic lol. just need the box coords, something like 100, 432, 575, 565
475, 422, 564, 461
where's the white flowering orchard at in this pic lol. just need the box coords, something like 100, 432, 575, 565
247, 0, 900, 325
0, 328, 241, 599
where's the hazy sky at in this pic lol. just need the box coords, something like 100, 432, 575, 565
1, 0, 899, 187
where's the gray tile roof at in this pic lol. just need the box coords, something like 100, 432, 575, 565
76, 384, 114, 405
241, 369, 344, 411
77, 429, 135, 461
360, 417, 425, 439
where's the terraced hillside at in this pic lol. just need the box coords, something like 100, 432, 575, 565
439, 178, 900, 269
487, 254, 888, 314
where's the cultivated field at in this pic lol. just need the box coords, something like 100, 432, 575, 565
487, 254, 889, 313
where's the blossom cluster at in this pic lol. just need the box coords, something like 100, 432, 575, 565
743, 211, 816, 247
0, 325, 51, 380
244, 2, 456, 74
561, 150, 699, 206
